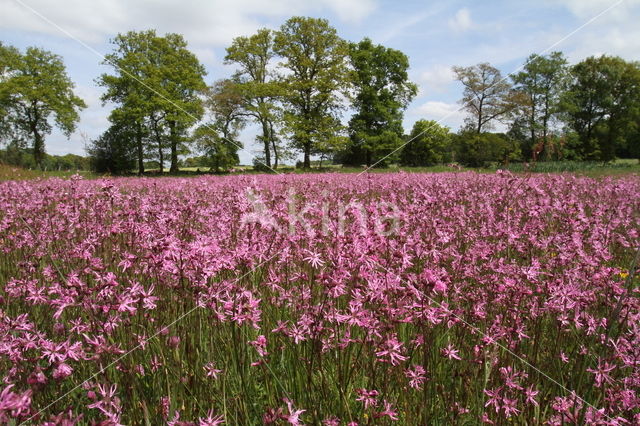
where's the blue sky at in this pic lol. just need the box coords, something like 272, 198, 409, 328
1, 0, 639, 164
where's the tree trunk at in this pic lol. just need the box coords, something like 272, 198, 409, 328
169, 120, 179, 174
261, 120, 271, 168
32, 128, 44, 170
476, 98, 484, 134
136, 122, 145, 175
152, 119, 164, 173
29, 106, 44, 169
269, 121, 278, 169
272, 138, 279, 169
303, 143, 311, 169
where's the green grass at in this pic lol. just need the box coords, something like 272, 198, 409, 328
2, 159, 638, 182
0, 164, 97, 181
498, 159, 640, 177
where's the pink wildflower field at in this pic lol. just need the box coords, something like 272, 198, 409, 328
1, 171, 639, 424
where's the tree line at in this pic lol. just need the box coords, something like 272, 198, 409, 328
1, 16, 639, 174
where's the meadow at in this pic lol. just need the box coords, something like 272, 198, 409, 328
0, 171, 639, 424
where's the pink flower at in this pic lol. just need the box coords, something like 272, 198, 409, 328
376, 400, 399, 421
355, 388, 379, 409
199, 409, 225, 425
524, 385, 539, 407
587, 359, 616, 387
441, 344, 461, 360
375, 334, 408, 365
284, 398, 305, 425
484, 388, 501, 413
0, 385, 32, 420
27, 368, 47, 385
405, 365, 427, 389
249, 335, 268, 357
303, 250, 325, 268
167, 335, 181, 349
53, 363, 73, 380
87, 383, 121, 416
204, 362, 223, 379
501, 398, 520, 418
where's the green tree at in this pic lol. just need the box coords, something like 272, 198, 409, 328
99, 30, 206, 174
453, 63, 515, 133
511, 52, 568, 160
0, 44, 86, 168
347, 38, 417, 167
400, 120, 451, 166
87, 121, 137, 174
274, 16, 350, 169
561, 55, 640, 161
99, 31, 153, 174
225, 28, 282, 169
150, 33, 206, 173
192, 125, 242, 173
203, 79, 246, 144
453, 131, 521, 167
0, 43, 21, 141
194, 79, 245, 172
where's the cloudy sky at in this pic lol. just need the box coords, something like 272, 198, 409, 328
1, 0, 639, 163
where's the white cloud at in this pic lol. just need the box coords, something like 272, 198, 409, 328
0, 0, 377, 47
535, 0, 640, 63
319, 0, 377, 23
448, 8, 472, 32
417, 65, 455, 96
411, 101, 466, 130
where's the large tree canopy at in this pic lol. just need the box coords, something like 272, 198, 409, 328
511, 52, 568, 160
0, 44, 86, 168
274, 16, 350, 169
562, 55, 640, 161
453, 62, 516, 134
99, 30, 206, 174
194, 79, 245, 172
400, 120, 451, 167
346, 38, 417, 167
225, 28, 283, 169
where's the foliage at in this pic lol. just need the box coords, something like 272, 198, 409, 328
225, 28, 283, 169
453, 62, 517, 133
0, 44, 86, 168
453, 131, 521, 167
511, 52, 569, 160
399, 120, 452, 166
345, 38, 417, 167
274, 16, 350, 168
182, 155, 209, 168
192, 123, 241, 172
87, 122, 137, 174
0, 143, 89, 171
98, 30, 206, 173
561, 55, 640, 162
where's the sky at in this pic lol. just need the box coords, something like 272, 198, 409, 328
1, 0, 639, 164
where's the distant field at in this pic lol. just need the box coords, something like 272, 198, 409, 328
499, 159, 640, 177
2, 159, 638, 182
0, 164, 96, 181
138, 159, 640, 177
